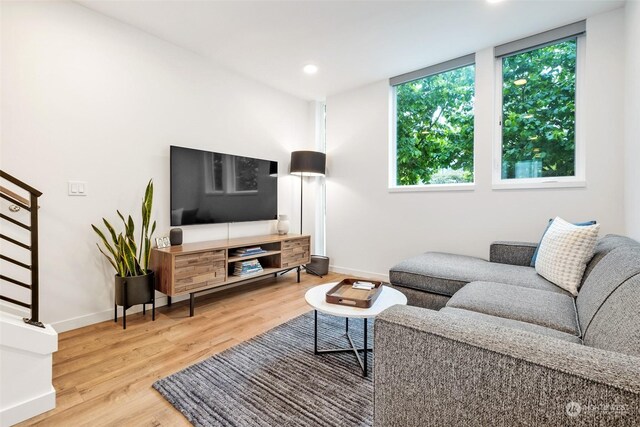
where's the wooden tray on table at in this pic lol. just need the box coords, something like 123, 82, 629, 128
325, 278, 383, 308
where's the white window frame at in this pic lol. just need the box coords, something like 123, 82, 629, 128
388, 55, 476, 192
493, 35, 586, 190
314, 101, 326, 256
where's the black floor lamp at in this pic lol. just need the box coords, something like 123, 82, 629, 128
290, 150, 326, 235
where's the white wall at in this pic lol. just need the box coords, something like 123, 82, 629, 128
326, 9, 626, 280
625, 1, 640, 240
0, 1, 312, 331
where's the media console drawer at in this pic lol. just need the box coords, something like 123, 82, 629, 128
174, 250, 226, 293
175, 250, 225, 268
281, 237, 310, 268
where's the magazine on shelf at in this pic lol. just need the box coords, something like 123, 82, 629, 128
236, 247, 263, 253
233, 259, 264, 276
232, 247, 267, 257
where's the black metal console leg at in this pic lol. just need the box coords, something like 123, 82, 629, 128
297, 266, 301, 283
143, 303, 146, 315
114, 303, 117, 323
346, 317, 349, 333
190, 293, 195, 317
364, 318, 368, 377
167, 296, 172, 307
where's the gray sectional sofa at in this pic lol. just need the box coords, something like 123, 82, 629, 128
376, 234, 640, 426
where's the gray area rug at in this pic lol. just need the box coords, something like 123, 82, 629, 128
153, 311, 373, 427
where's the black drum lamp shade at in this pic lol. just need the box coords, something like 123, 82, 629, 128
290, 151, 326, 176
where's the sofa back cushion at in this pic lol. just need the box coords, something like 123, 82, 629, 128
576, 242, 640, 356
581, 234, 640, 284
581, 273, 640, 357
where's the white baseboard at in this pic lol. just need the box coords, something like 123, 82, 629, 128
51, 294, 176, 333
0, 386, 55, 427
50, 275, 277, 332
329, 265, 389, 282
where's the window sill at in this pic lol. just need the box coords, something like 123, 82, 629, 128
492, 180, 586, 190
388, 183, 475, 193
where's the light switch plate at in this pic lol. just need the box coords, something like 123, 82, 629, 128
68, 181, 87, 196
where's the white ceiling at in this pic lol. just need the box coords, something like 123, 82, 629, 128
75, 0, 624, 101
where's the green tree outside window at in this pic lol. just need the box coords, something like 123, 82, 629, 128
501, 39, 577, 179
395, 65, 475, 186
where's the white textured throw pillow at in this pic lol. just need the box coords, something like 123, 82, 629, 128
535, 217, 600, 296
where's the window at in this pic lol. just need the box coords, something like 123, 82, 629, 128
204, 154, 258, 194
390, 55, 475, 190
231, 156, 259, 193
204, 153, 224, 194
494, 21, 585, 188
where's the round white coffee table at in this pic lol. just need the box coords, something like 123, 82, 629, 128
305, 282, 407, 377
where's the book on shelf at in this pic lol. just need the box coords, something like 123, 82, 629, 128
232, 247, 267, 257
232, 249, 267, 257
236, 247, 263, 253
233, 259, 264, 276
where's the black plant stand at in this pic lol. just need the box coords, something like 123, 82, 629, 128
114, 276, 155, 330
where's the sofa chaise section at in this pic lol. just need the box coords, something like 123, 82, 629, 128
388, 243, 566, 310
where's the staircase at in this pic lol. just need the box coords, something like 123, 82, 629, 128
0, 171, 57, 426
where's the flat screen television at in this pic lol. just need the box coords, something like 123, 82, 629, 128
170, 146, 278, 226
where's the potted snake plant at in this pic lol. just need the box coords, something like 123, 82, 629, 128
92, 180, 156, 313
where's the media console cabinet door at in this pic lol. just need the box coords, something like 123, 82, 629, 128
174, 250, 226, 294
151, 250, 173, 295
281, 237, 310, 268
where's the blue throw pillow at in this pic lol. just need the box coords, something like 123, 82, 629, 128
530, 218, 597, 267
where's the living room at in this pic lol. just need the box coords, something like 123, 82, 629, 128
1, 0, 639, 425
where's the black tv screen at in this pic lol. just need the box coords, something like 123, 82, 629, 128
170, 146, 278, 226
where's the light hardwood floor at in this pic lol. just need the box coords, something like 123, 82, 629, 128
19, 271, 349, 426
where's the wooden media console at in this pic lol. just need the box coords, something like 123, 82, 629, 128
150, 234, 311, 316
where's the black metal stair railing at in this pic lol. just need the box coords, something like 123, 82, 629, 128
0, 170, 43, 327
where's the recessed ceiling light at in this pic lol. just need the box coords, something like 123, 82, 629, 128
487, 0, 505, 3
303, 64, 318, 75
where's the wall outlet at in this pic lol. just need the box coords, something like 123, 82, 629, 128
68, 181, 87, 196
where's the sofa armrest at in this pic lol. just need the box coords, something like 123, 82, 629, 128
489, 241, 537, 266
374, 305, 640, 426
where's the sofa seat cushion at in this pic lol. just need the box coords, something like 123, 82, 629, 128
446, 281, 580, 336
389, 252, 569, 297
440, 307, 583, 344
